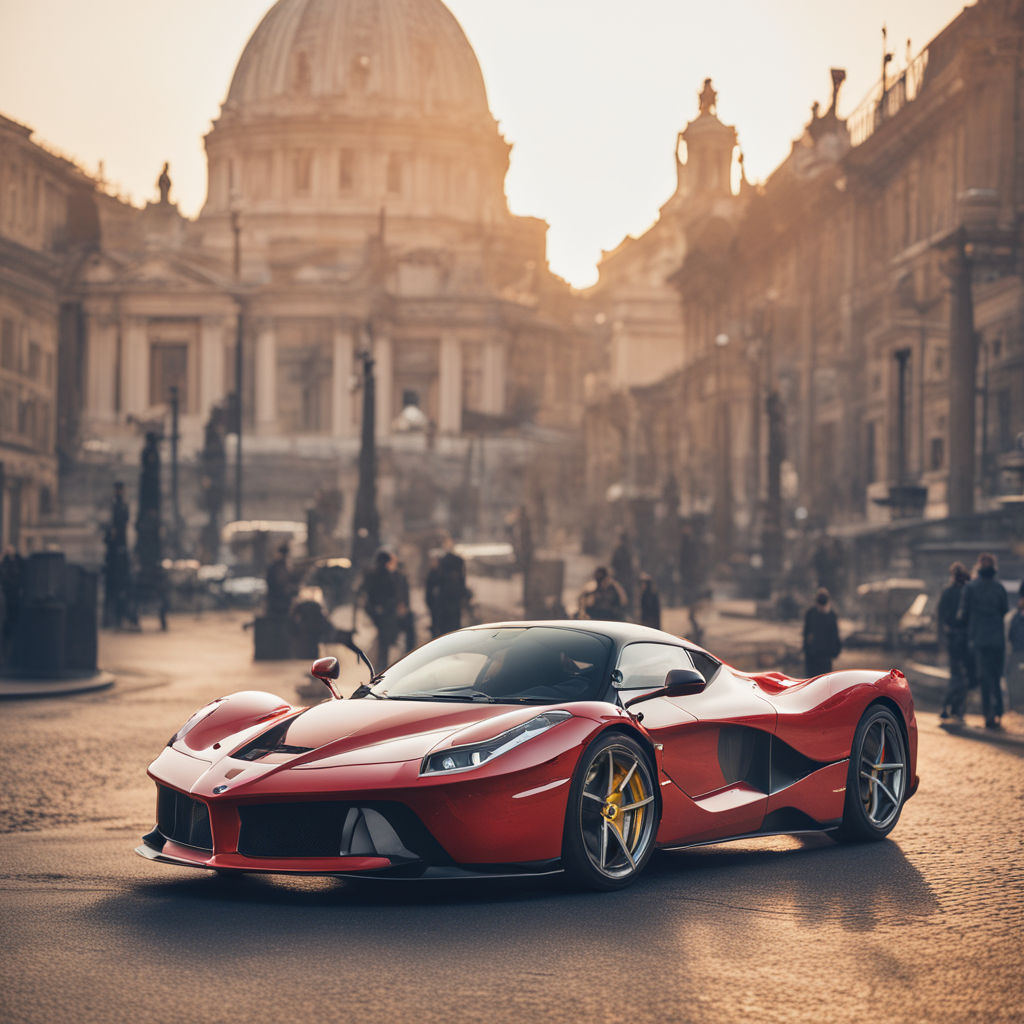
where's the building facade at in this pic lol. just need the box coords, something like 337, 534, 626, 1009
584, 0, 1024, 579
70, 0, 587, 466
0, 115, 98, 548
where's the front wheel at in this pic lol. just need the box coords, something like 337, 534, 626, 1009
835, 704, 909, 843
562, 733, 660, 890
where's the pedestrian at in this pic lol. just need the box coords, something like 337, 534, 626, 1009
611, 531, 636, 614
424, 553, 443, 638
433, 537, 468, 636
0, 544, 24, 661
359, 549, 400, 669
958, 552, 1009, 730
639, 573, 661, 630
393, 557, 416, 653
265, 542, 297, 618
678, 522, 709, 644
802, 587, 841, 677
1006, 592, 1024, 710
578, 566, 627, 621
937, 561, 973, 723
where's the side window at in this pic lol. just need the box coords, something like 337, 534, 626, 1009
688, 648, 721, 684
615, 643, 693, 690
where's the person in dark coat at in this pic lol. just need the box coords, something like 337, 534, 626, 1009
433, 539, 468, 636
639, 573, 662, 630
0, 544, 24, 662
424, 553, 443, 639
265, 543, 297, 618
937, 561, 973, 722
958, 552, 1009, 729
578, 567, 627, 621
359, 549, 400, 669
611, 532, 636, 614
802, 587, 841, 677
393, 558, 416, 653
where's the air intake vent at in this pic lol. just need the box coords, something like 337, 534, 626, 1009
237, 800, 451, 864
156, 785, 213, 851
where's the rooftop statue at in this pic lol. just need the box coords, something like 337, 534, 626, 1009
698, 78, 717, 116
157, 162, 171, 205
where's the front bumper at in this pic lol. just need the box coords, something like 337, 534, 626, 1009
137, 728, 591, 877
135, 827, 561, 880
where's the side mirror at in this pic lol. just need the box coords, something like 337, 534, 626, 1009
311, 656, 341, 700
623, 667, 707, 710
664, 668, 707, 696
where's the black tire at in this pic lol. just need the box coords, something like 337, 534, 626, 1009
562, 732, 660, 890
835, 704, 909, 843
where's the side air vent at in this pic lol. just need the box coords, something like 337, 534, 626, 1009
235, 720, 314, 762
156, 785, 213, 851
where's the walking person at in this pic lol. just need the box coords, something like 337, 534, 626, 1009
578, 566, 627, 621
937, 562, 973, 723
393, 558, 416, 654
424, 553, 443, 639
359, 549, 400, 670
1006, 592, 1024, 711
639, 573, 662, 630
958, 552, 1009, 730
433, 536, 468, 636
611, 532, 636, 615
0, 544, 24, 661
802, 587, 841, 677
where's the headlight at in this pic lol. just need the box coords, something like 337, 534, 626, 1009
421, 711, 572, 775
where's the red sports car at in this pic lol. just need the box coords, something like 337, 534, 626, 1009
137, 621, 918, 890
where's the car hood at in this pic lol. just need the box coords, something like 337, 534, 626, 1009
230, 698, 563, 769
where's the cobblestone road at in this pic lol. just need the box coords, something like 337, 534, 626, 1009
0, 610, 1021, 1024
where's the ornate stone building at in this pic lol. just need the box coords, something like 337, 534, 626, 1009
584, 0, 1024, 581
45, 0, 590, 545
0, 115, 94, 548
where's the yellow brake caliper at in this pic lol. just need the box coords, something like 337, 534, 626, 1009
601, 764, 646, 852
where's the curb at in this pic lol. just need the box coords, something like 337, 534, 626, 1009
0, 671, 116, 700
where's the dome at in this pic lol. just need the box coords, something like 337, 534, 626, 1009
225, 0, 492, 122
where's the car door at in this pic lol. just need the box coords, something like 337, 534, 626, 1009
615, 642, 775, 843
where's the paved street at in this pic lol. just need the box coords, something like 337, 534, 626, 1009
1, 608, 1022, 1024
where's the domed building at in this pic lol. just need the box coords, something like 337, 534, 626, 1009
69, 0, 588, 540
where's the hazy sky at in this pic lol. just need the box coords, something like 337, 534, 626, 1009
0, 0, 970, 286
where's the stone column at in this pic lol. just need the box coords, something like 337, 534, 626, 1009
374, 331, 393, 440
255, 319, 277, 434
482, 339, 505, 414
946, 239, 977, 519
86, 314, 118, 422
122, 316, 149, 417
199, 316, 227, 419
438, 332, 462, 434
332, 324, 355, 438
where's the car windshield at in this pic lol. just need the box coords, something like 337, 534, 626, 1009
370, 626, 613, 704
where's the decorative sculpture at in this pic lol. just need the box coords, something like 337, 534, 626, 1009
157, 162, 171, 205
698, 78, 717, 116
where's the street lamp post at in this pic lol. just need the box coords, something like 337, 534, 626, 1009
713, 332, 734, 563
230, 205, 244, 523
169, 384, 181, 557
351, 325, 379, 571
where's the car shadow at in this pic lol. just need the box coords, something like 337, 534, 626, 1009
85, 831, 938, 960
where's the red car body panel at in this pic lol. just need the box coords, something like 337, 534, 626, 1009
137, 622, 918, 879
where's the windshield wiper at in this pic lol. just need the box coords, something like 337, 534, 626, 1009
387, 689, 496, 703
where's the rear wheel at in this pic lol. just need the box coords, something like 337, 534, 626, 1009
562, 733, 659, 890
836, 705, 908, 842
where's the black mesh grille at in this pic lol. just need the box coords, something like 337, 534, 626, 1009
156, 785, 213, 851
237, 800, 451, 864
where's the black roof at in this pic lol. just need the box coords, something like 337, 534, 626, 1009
467, 619, 702, 651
